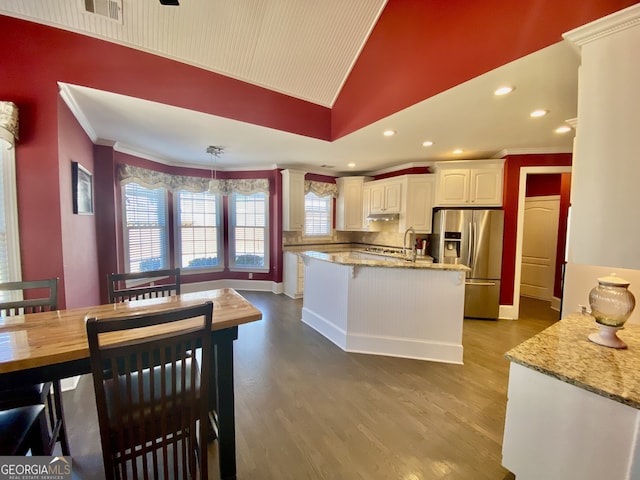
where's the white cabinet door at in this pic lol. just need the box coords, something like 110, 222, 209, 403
283, 252, 304, 299
336, 176, 370, 231
369, 179, 402, 214
437, 169, 470, 205
384, 182, 402, 213
403, 175, 435, 233
281, 169, 305, 231
470, 168, 503, 205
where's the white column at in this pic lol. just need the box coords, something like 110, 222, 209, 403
561, 5, 640, 321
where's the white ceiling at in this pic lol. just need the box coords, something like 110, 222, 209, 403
1, 0, 580, 175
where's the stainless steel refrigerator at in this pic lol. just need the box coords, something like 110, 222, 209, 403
431, 209, 504, 319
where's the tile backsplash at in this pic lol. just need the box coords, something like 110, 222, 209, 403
283, 221, 430, 250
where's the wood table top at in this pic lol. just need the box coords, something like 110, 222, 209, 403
0, 288, 262, 374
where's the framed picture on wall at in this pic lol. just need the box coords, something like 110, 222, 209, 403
72, 161, 93, 215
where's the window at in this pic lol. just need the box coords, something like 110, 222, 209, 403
229, 192, 269, 271
175, 190, 222, 270
122, 183, 168, 273
304, 192, 332, 237
0, 139, 21, 301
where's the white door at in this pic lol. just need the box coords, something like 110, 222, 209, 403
521, 196, 560, 300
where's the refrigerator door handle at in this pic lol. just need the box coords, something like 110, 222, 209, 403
468, 222, 474, 267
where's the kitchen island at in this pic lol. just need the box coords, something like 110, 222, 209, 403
502, 312, 640, 480
299, 250, 469, 364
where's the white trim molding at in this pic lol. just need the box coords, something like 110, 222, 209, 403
563, 3, 640, 50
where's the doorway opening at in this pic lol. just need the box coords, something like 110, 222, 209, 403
512, 166, 571, 320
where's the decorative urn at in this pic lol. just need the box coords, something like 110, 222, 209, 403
588, 274, 636, 349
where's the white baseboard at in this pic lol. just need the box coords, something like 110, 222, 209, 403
301, 307, 347, 350
182, 279, 283, 294
302, 307, 463, 364
499, 304, 518, 320
551, 296, 561, 312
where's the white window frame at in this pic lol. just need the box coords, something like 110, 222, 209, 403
122, 182, 169, 273
0, 139, 22, 299
174, 189, 224, 273
228, 192, 269, 272
303, 191, 333, 240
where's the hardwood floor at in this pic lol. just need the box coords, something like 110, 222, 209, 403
60, 293, 558, 479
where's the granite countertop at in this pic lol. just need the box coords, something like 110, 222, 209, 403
298, 250, 470, 272
505, 312, 640, 409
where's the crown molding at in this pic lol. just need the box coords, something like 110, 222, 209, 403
563, 4, 640, 51
497, 146, 573, 158
58, 82, 98, 143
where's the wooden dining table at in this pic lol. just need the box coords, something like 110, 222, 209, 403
0, 288, 262, 480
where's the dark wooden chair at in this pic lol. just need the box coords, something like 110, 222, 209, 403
0, 278, 70, 456
0, 405, 47, 455
107, 268, 181, 303
87, 302, 213, 480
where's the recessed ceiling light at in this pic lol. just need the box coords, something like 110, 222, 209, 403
422, 141, 434, 147
453, 149, 463, 155
383, 130, 396, 137
494, 86, 514, 96
347, 162, 356, 168
530, 109, 548, 118
555, 126, 571, 134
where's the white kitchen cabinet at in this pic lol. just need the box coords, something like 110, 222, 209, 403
434, 160, 504, 207
369, 178, 402, 214
283, 251, 304, 298
281, 169, 306, 231
400, 174, 435, 234
336, 176, 371, 231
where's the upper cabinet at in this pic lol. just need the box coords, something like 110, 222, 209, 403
281, 169, 306, 231
434, 160, 504, 207
336, 176, 371, 231
369, 178, 402, 214
400, 175, 435, 234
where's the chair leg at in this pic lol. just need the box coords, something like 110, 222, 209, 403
51, 380, 70, 455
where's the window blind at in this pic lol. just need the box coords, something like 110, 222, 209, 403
176, 190, 221, 269
231, 193, 268, 269
304, 192, 332, 236
123, 183, 168, 272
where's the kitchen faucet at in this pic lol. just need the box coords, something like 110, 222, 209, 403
403, 226, 416, 262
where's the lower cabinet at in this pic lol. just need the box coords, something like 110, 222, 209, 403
283, 252, 304, 299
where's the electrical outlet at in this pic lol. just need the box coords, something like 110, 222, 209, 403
248, 273, 253, 279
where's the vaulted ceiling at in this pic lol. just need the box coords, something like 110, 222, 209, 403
0, 0, 635, 174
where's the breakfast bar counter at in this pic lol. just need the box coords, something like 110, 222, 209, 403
502, 312, 640, 480
299, 250, 469, 364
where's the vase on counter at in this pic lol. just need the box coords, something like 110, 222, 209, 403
588, 274, 636, 349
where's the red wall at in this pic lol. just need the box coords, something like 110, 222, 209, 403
501, 154, 573, 305
57, 99, 100, 308
332, 0, 638, 139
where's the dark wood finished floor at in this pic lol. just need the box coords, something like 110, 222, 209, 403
60, 293, 558, 479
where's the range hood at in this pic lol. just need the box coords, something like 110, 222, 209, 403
366, 213, 400, 221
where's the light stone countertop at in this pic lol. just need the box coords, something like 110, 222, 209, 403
298, 250, 470, 272
505, 312, 640, 409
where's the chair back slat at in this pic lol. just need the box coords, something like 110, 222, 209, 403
107, 269, 180, 304
0, 278, 58, 316
87, 301, 212, 480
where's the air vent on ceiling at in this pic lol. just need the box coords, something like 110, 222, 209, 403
84, 0, 122, 22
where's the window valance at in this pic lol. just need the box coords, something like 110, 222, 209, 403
304, 180, 338, 198
118, 164, 269, 195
